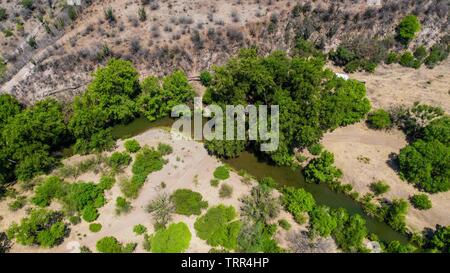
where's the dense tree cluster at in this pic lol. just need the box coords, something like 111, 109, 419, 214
170, 189, 208, 216
149, 222, 191, 253
203, 49, 371, 166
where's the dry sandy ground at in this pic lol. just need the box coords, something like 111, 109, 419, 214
2, 128, 309, 253
321, 122, 450, 232
329, 59, 450, 113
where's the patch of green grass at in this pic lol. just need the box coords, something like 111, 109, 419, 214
89, 223, 102, 233
213, 166, 230, 180
410, 194, 432, 210
171, 189, 208, 216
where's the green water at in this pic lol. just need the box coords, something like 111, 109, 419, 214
106, 116, 409, 244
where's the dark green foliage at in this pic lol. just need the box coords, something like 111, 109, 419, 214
303, 151, 343, 184
32, 176, 65, 207
331, 208, 368, 252
367, 109, 392, 129
210, 179, 220, 187
146, 193, 174, 229
150, 222, 191, 253
133, 224, 147, 235
258, 176, 278, 188
67, 6, 77, 21
199, 70, 212, 86
385, 52, 399, 64
69, 59, 140, 154
1, 98, 66, 182
398, 139, 450, 193
20, 0, 33, 10
423, 116, 450, 146
82, 205, 99, 222
430, 225, 450, 252
137, 71, 195, 122
171, 189, 208, 216
89, 223, 102, 233
294, 38, 324, 58
157, 143, 173, 155
194, 205, 241, 249
0, 232, 12, 253
104, 7, 115, 23
397, 15, 421, 45
213, 166, 230, 180
69, 215, 81, 225
413, 46, 428, 61
98, 175, 115, 191
385, 240, 414, 253
384, 199, 409, 232
115, 196, 132, 215
410, 194, 432, 210
7, 209, 67, 248
8, 196, 27, 211
96, 236, 136, 253
425, 42, 450, 68
124, 139, 141, 153
240, 185, 281, 223
281, 187, 315, 223
107, 152, 132, 171
309, 206, 338, 238
63, 182, 105, 212
237, 222, 283, 253
370, 181, 390, 195
219, 184, 233, 198
308, 143, 323, 156
121, 147, 165, 198
204, 49, 370, 166
278, 219, 291, 230
0, 8, 7, 21
399, 52, 420, 68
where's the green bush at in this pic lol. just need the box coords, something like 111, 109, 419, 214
385, 240, 414, 253
82, 205, 99, 222
413, 46, 428, 61
398, 140, 450, 193
399, 52, 418, 68
200, 70, 212, 86
281, 187, 315, 223
7, 209, 66, 248
124, 139, 141, 153
258, 176, 278, 188
20, 0, 33, 9
237, 222, 283, 253
423, 116, 450, 146
96, 236, 136, 253
213, 166, 230, 180
63, 182, 105, 213
397, 15, 421, 44
194, 205, 241, 249
308, 143, 323, 156
332, 208, 368, 252
150, 222, 191, 253
425, 43, 449, 68
367, 109, 392, 129
385, 199, 409, 232
309, 206, 338, 238
116, 196, 132, 215
89, 223, 102, 233
8, 196, 27, 211
0, 8, 7, 21
171, 189, 208, 216
32, 176, 65, 207
107, 152, 132, 171
410, 194, 432, 210
303, 151, 343, 185
241, 185, 280, 224
69, 215, 81, 225
157, 143, 173, 155
278, 219, 291, 230
210, 179, 220, 187
385, 52, 399, 64
219, 184, 233, 198
133, 224, 147, 235
430, 225, 450, 252
122, 147, 165, 198
370, 181, 390, 195
98, 175, 115, 191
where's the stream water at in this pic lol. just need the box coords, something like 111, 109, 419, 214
108, 116, 409, 243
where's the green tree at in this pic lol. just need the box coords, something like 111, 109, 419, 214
150, 222, 191, 253
397, 15, 421, 44
410, 194, 432, 210
367, 109, 392, 129
309, 206, 338, 238
171, 189, 208, 216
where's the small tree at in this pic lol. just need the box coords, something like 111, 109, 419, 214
367, 109, 392, 129
397, 15, 421, 45
410, 194, 432, 210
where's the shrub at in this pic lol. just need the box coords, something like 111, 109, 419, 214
194, 205, 241, 249
309, 206, 338, 238
385, 199, 409, 232
425, 43, 449, 68
8, 196, 27, 211
123, 147, 165, 198
423, 116, 450, 145
385, 52, 399, 64
96, 236, 136, 253
213, 166, 230, 180
237, 222, 282, 253
370, 181, 390, 195
332, 208, 368, 252
219, 184, 233, 198
82, 205, 99, 222
133, 224, 147, 235
20, 0, 33, 9
308, 143, 323, 156
398, 140, 450, 193
367, 109, 392, 129
63, 182, 105, 213
124, 139, 141, 153
410, 194, 432, 210
104, 7, 115, 23
98, 175, 115, 191
259, 176, 278, 188
157, 143, 173, 155
414, 46, 428, 61
281, 187, 315, 223
150, 222, 191, 253
200, 70, 212, 86
430, 225, 450, 252
397, 15, 421, 44
146, 193, 174, 229
171, 189, 208, 216
210, 179, 220, 187
89, 223, 102, 233
7, 209, 66, 248
107, 152, 132, 171
0, 8, 7, 21
385, 240, 414, 253
116, 196, 132, 215
241, 185, 280, 223
278, 219, 291, 230
303, 151, 343, 185
69, 215, 81, 225
399, 52, 417, 68
32, 176, 65, 207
